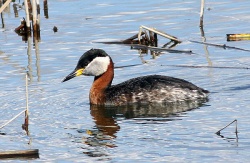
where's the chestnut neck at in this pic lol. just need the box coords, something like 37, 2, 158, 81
89, 58, 114, 105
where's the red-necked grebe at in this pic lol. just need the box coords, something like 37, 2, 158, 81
62, 49, 209, 106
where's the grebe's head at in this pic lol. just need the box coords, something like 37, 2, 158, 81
62, 49, 111, 82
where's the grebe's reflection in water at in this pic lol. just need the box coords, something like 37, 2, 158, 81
81, 99, 208, 158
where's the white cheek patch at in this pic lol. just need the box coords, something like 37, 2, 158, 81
83, 56, 110, 76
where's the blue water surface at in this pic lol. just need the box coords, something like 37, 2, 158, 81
0, 0, 250, 162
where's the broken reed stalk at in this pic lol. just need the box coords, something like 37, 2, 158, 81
43, 0, 48, 18
0, 73, 30, 129
0, 149, 39, 159
114, 64, 142, 69
122, 31, 145, 44
1, 11, 4, 28
36, 0, 40, 14
25, 72, 29, 122
189, 40, 250, 52
139, 25, 181, 43
22, 72, 29, 134
0, 0, 3, 28
32, 0, 37, 31
36, 0, 41, 33
13, 3, 18, 17
14, 0, 40, 40
163, 64, 250, 70
0, 110, 26, 129
27, 0, 32, 19
24, 0, 31, 30
215, 119, 238, 135
0, 0, 12, 14
131, 44, 193, 54
227, 33, 250, 41
200, 0, 205, 27
31, 0, 41, 40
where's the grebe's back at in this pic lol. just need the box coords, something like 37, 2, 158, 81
105, 75, 209, 106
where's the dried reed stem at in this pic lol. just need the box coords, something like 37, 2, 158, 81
0, 0, 12, 14
24, 0, 31, 28
32, 0, 37, 30
0, 149, 39, 158
140, 25, 181, 43
200, 0, 205, 27
215, 119, 238, 135
0, 73, 30, 129
25, 72, 29, 118
0, 110, 26, 129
